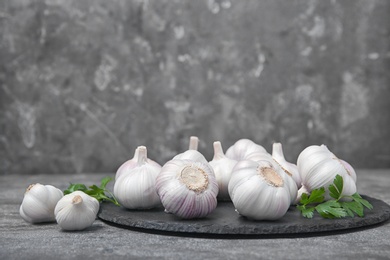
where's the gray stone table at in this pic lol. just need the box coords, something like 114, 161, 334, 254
1, 170, 390, 260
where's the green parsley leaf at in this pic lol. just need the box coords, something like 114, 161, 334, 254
301, 187, 325, 205
351, 193, 373, 210
297, 175, 373, 219
297, 205, 315, 218
328, 174, 343, 199
64, 183, 87, 195
63, 177, 120, 206
100, 177, 112, 189
340, 201, 364, 217
315, 200, 347, 218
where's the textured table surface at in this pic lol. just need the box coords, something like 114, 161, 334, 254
1, 170, 390, 260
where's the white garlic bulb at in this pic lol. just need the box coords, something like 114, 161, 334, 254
228, 160, 291, 220
54, 191, 99, 231
114, 146, 162, 209
272, 143, 302, 189
244, 151, 298, 205
20, 183, 63, 223
225, 138, 267, 161
115, 146, 161, 180
209, 141, 237, 201
296, 145, 357, 202
156, 159, 219, 219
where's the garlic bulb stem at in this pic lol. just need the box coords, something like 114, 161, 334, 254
137, 146, 147, 165
212, 141, 225, 160
188, 136, 199, 150
72, 195, 83, 205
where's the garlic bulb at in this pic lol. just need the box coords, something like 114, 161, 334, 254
54, 191, 99, 231
296, 145, 357, 202
225, 138, 267, 161
244, 151, 298, 205
19, 183, 63, 223
209, 141, 237, 201
272, 143, 302, 189
156, 159, 219, 219
114, 146, 162, 209
228, 160, 291, 220
115, 146, 161, 180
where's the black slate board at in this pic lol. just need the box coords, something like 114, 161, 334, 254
98, 195, 390, 237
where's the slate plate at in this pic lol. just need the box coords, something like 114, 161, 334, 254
98, 195, 390, 237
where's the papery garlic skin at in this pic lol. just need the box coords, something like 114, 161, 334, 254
272, 143, 302, 189
209, 141, 237, 201
114, 146, 162, 209
225, 139, 267, 161
297, 145, 357, 201
156, 159, 219, 219
19, 183, 63, 223
228, 160, 291, 220
54, 191, 99, 231
115, 146, 161, 180
173, 149, 209, 164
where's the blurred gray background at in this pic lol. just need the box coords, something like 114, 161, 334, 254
1, 0, 389, 175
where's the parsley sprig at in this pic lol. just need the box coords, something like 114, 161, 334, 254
64, 177, 120, 206
297, 175, 373, 219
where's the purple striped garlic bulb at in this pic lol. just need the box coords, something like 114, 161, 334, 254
156, 150, 218, 219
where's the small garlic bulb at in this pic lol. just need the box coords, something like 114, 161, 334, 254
225, 138, 267, 161
20, 183, 63, 223
156, 159, 219, 219
272, 143, 302, 189
115, 146, 161, 180
209, 141, 237, 201
54, 191, 99, 231
228, 160, 291, 220
114, 146, 162, 209
296, 145, 357, 201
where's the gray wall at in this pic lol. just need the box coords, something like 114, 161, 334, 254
1, 0, 389, 175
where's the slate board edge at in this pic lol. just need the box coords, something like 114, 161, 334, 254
98, 195, 390, 237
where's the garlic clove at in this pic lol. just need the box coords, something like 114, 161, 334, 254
156, 159, 219, 219
272, 143, 302, 189
19, 183, 63, 224
114, 146, 162, 209
225, 139, 267, 161
115, 146, 161, 180
228, 160, 291, 220
209, 141, 238, 201
54, 191, 99, 231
